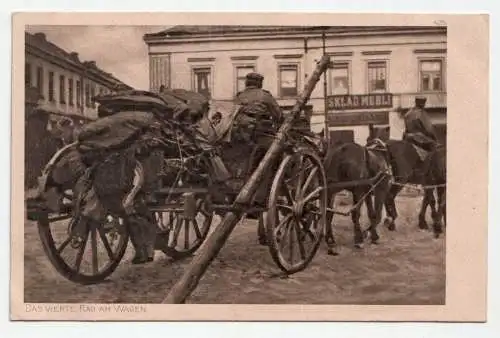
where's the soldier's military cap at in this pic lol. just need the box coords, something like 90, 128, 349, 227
245, 72, 264, 81
415, 96, 427, 105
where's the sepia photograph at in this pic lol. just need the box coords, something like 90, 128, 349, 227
10, 13, 488, 321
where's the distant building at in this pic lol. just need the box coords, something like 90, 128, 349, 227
24, 31, 133, 188
25, 31, 133, 121
144, 25, 447, 145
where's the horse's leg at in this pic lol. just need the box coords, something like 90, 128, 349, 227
324, 192, 339, 256
369, 177, 391, 244
364, 191, 378, 244
257, 213, 267, 245
351, 189, 364, 248
428, 188, 439, 229
384, 184, 402, 231
418, 189, 434, 230
433, 186, 446, 238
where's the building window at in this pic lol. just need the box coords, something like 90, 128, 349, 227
48, 71, 55, 102
76, 80, 81, 107
85, 83, 91, 107
192, 67, 212, 99
59, 75, 66, 104
68, 79, 74, 106
235, 65, 255, 94
99, 87, 105, 96
36, 66, 44, 97
91, 84, 96, 108
420, 59, 443, 92
329, 62, 349, 95
25, 62, 32, 87
278, 64, 298, 97
367, 61, 387, 93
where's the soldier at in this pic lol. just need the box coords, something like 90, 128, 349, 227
402, 96, 438, 152
235, 72, 284, 128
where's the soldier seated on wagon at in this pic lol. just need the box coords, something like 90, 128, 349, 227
234, 72, 284, 143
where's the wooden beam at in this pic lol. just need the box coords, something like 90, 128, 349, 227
163, 54, 332, 304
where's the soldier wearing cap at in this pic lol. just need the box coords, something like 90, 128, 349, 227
235, 72, 283, 127
402, 96, 438, 151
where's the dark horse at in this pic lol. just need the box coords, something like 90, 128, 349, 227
318, 137, 393, 254
366, 125, 446, 237
377, 138, 446, 238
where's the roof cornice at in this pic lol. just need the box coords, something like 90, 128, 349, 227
144, 27, 446, 45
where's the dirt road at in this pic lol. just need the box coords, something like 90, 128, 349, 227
24, 193, 445, 304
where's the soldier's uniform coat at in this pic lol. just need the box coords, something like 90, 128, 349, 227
403, 106, 438, 151
235, 86, 283, 124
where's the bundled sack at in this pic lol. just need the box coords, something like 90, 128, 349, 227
95, 90, 176, 119
76, 111, 159, 152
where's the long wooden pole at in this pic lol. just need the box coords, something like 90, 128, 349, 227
163, 55, 331, 304
322, 29, 330, 145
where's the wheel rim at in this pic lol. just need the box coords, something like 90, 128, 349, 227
154, 197, 213, 259
267, 149, 327, 274
37, 188, 129, 284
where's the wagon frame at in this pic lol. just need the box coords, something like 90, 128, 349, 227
25, 57, 340, 286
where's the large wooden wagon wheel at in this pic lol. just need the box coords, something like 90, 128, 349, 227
32, 143, 130, 285
151, 154, 214, 260
153, 196, 213, 260
36, 188, 130, 285
266, 146, 327, 274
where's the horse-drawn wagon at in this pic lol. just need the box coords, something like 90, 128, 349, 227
25, 56, 333, 285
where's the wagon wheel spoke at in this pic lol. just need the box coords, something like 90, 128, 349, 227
56, 236, 72, 254
294, 220, 307, 260
91, 227, 99, 275
300, 213, 320, 242
295, 155, 305, 198
73, 230, 89, 273
302, 166, 318, 198
302, 187, 324, 204
170, 216, 183, 247
184, 219, 190, 249
282, 183, 295, 205
288, 220, 295, 263
274, 214, 292, 238
98, 226, 115, 260
192, 218, 202, 239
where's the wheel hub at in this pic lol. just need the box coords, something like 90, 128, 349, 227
292, 200, 305, 218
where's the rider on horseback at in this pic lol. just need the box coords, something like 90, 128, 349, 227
402, 96, 439, 179
402, 96, 438, 152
